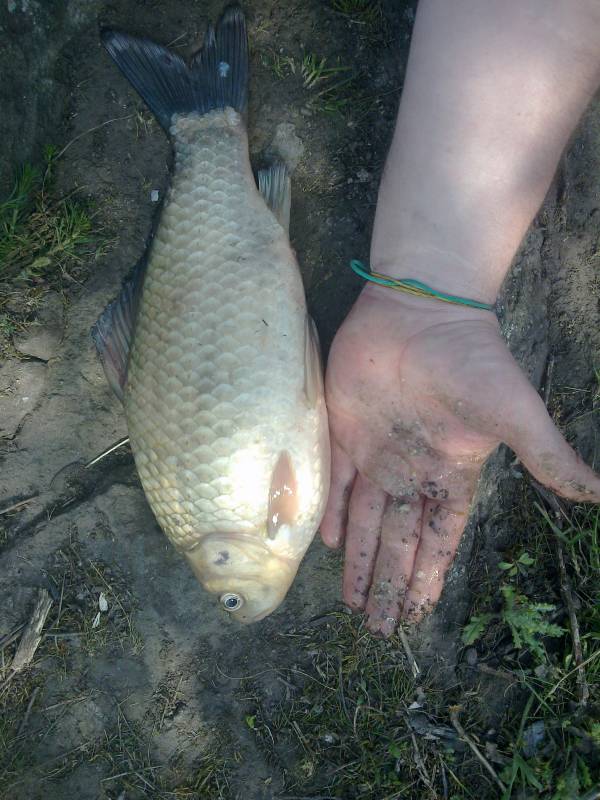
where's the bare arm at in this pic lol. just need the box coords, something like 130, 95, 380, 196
321, 0, 600, 636
373, 0, 600, 301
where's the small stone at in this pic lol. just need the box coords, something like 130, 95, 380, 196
522, 720, 546, 757
356, 168, 370, 183
268, 122, 305, 170
13, 291, 64, 361
150, 189, 160, 202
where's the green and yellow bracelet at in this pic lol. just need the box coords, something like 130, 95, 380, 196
350, 260, 495, 312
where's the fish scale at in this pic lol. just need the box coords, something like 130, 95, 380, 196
94, 7, 330, 623
125, 112, 325, 549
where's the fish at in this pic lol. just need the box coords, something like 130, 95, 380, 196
91, 6, 330, 624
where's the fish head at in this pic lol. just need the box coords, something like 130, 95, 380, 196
186, 533, 299, 624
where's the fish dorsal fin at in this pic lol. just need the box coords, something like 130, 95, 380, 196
267, 451, 299, 539
304, 315, 324, 408
91, 259, 145, 403
258, 163, 291, 232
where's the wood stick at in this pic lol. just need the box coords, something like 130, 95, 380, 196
17, 685, 40, 737
449, 705, 506, 792
399, 626, 421, 678
10, 589, 53, 674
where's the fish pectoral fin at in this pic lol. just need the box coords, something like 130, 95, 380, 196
303, 314, 325, 408
91, 258, 146, 402
267, 451, 299, 539
258, 163, 291, 232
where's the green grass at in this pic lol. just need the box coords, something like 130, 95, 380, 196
44, 536, 143, 658
89, 706, 230, 799
241, 614, 479, 798
0, 146, 105, 356
331, 0, 383, 28
238, 499, 600, 799
0, 676, 45, 794
261, 49, 354, 116
464, 501, 600, 798
0, 148, 95, 284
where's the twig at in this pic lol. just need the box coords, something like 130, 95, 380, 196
17, 685, 40, 737
0, 496, 37, 515
476, 663, 518, 682
545, 649, 600, 699
449, 705, 506, 792
399, 626, 420, 678
9, 589, 53, 674
409, 729, 434, 791
52, 115, 133, 163
0, 623, 25, 651
533, 485, 589, 705
555, 540, 588, 704
438, 752, 449, 800
85, 437, 130, 469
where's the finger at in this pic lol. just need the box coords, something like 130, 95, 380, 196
501, 380, 600, 502
342, 474, 386, 612
320, 441, 357, 549
402, 500, 469, 623
365, 497, 423, 638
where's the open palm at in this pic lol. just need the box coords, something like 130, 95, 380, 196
321, 287, 600, 637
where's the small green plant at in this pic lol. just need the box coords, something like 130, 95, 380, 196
498, 550, 535, 579
463, 585, 564, 661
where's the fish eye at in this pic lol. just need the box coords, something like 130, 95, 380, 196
220, 593, 244, 612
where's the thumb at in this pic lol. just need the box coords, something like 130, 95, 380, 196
501, 380, 600, 502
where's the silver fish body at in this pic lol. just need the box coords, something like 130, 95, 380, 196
95, 11, 330, 623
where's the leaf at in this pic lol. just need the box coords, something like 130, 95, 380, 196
518, 552, 535, 566
388, 741, 403, 758
245, 715, 256, 730
461, 613, 493, 645
514, 753, 543, 790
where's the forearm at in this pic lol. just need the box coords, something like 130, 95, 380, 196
372, 0, 600, 303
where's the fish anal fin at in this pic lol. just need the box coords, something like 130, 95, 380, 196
91, 259, 145, 403
267, 450, 299, 539
258, 163, 291, 232
304, 315, 324, 408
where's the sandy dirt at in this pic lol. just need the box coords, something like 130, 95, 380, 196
1, 1, 600, 798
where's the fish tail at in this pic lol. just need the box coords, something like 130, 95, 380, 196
101, 6, 248, 134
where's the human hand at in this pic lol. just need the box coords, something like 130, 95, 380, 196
321, 286, 600, 637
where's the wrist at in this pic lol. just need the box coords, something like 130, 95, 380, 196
359, 281, 499, 327
369, 244, 505, 307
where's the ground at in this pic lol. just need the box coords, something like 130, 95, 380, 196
0, 1, 599, 799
